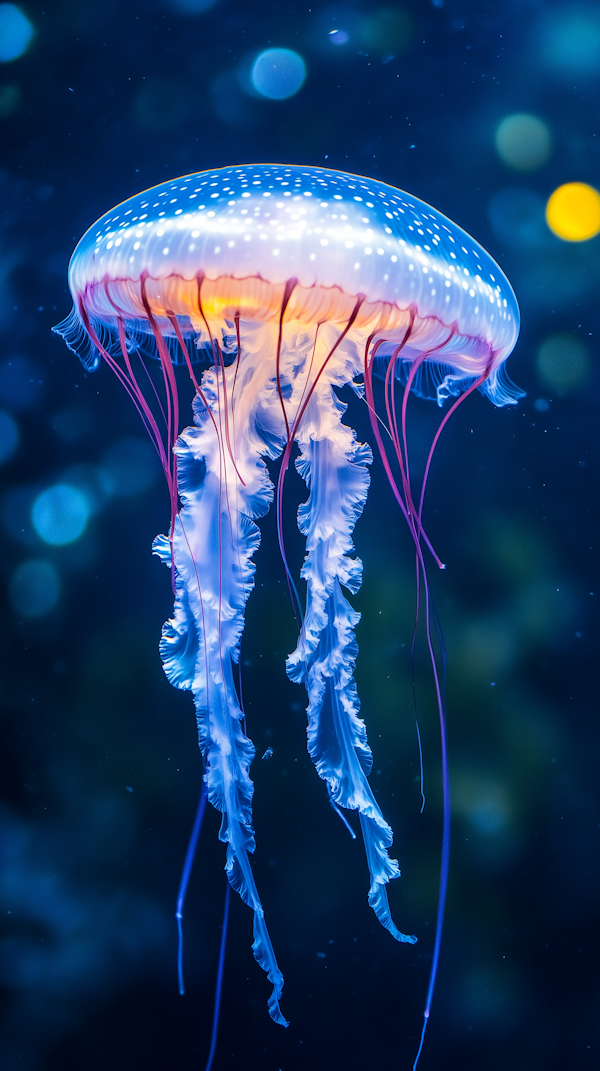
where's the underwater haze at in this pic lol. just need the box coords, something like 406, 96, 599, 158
0, 2, 598, 1070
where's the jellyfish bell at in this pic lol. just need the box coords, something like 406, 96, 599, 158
64, 165, 518, 396
54, 164, 520, 1061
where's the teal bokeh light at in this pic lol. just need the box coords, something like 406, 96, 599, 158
0, 4, 34, 63
542, 8, 600, 76
251, 48, 306, 100
31, 484, 89, 546
9, 559, 60, 617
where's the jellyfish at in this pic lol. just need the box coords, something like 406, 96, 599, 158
54, 163, 520, 1063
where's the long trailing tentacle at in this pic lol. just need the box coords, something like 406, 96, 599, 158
365, 335, 496, 1069
203, 879, 231, 1071
287, 369, 416, 945
154, 349, 289, 1027
176, 781, 208, 996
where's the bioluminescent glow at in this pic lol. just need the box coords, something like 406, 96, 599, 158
31, 484, 89, 546
55, 163, 520, 1070
251, 48, 306, 99
546, 182, 600, 241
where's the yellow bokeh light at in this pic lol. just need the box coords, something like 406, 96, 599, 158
545, 182, 600, 241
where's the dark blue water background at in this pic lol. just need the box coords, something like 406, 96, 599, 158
0, 2, 598, 1069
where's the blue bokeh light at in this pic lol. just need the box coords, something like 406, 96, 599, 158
251, 48, 306, 100
8, 559, 60, 617
31, 484, 89, 546
62, 464, 109, 516
0, 4, 34, 63
329, 28, 349, 46
0, 409, 18, 463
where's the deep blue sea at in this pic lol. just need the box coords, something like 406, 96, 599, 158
0, 2, 598, 1069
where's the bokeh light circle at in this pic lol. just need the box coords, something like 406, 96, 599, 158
495, 114, 551, 172
329, 29, 349, 46
9, 559, 60, 617
0, 83, 19, 116
251, 49, 306, 100
545, 182, 600, 241
31, 484, 89, 546
358, 8, 413, 55
542, 10, 600, 76
536, 334, 589, 391
61, 464, 109, 516
0, 3, 33, 62
0, 409, 18, 462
